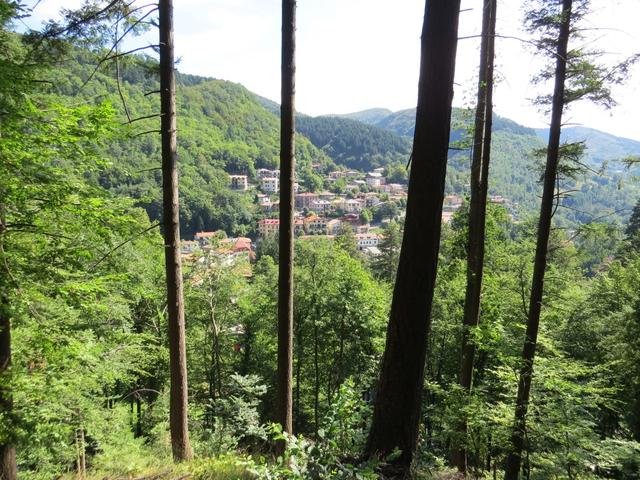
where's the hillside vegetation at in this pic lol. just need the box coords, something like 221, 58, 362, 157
41, 51, 640, 233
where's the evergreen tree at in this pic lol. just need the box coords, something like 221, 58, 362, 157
625, 198, 640, 249
159, 0, 192, 461
365, 0, 461, 470
277, 0, 296, 441
504, 0, 635, 476
372, 221, 402, 283
454, 0, 497, 473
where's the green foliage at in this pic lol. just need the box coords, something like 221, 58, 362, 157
247, 424, 378, 480
296, 115, 411, 171
41, 49, 333, 237
625, 198, 640, 249
371, 221, 402, 283
198, 374, 267, 456
320, 378, 372, 458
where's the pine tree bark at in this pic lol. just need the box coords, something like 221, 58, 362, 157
504, 1, 572, 477
277, 0, 296, 439
0, 211, 17, 480
453, 0, 497, 473
0, 312, 16, 480
364, 0, 461, 469
159, 0, 192, 462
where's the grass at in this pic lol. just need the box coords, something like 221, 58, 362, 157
62, 455, 256, 480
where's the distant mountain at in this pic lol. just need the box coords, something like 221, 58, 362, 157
341, 106, 640, 166
535, 126, 640, 165
334, 106, 640, 225
374, 108, 417, 137
295, 115, 411, 171
254, 97, 412, 171
332, 108, 393, 125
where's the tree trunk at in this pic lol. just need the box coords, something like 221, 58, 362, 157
313, 317, 319, 436
453, 0, 497, 473
136, 396, 142, 438
294, 317, 302, 432
277, 0, 296, 440
159, 0, 192, 462
503, 1, 572, 478
365, 0, 461, 468
0, 214, 17, 480
78, 428, 86, 478
0, 318, 16, 480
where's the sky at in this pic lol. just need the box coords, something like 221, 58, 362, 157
24, 0, 640, 140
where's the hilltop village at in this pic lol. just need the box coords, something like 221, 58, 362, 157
181, 165, 515, 260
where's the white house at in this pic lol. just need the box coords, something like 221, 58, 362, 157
366, 172, 385, 187
343, 198, 363, 213
355, 233, 381, 252
230, 175, 248, 191
257, 168, 280, 179
310, 199, 332, 213
261, 176, 280, 193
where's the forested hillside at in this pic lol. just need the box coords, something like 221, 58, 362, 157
341, 107, 640, 225
296, 115, 412, 171
47, 51, 333, 237
38, 51, 640, 232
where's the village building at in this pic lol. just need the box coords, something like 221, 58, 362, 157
366, 172, 385, 187
363, 193, 381, 208
260, 200, 279, 213
385, 183, 406, 194
356, 233, 382, 252
362, 246, 382, 256
295, 192, 319, 209
217, 237, 254, 261
194, 231, 222, 246
303, 215, 328, 235
317, 191, 336, 201
310, 199, 332, 214
342, 213, 360, 226
180, 240, 200, 255
326, 219, 342, 235
258, 218, 279, 237
443, 194, 463, 210
261, 176, 279, 193
229, 174, 248, 191
343, 198, 364, 213
256, 168, 280, 179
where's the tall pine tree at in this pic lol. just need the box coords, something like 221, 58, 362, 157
453, 0, 497, 473
277, 0, 296, 441
365, 0, 461, 470
159, 0, 192, 461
